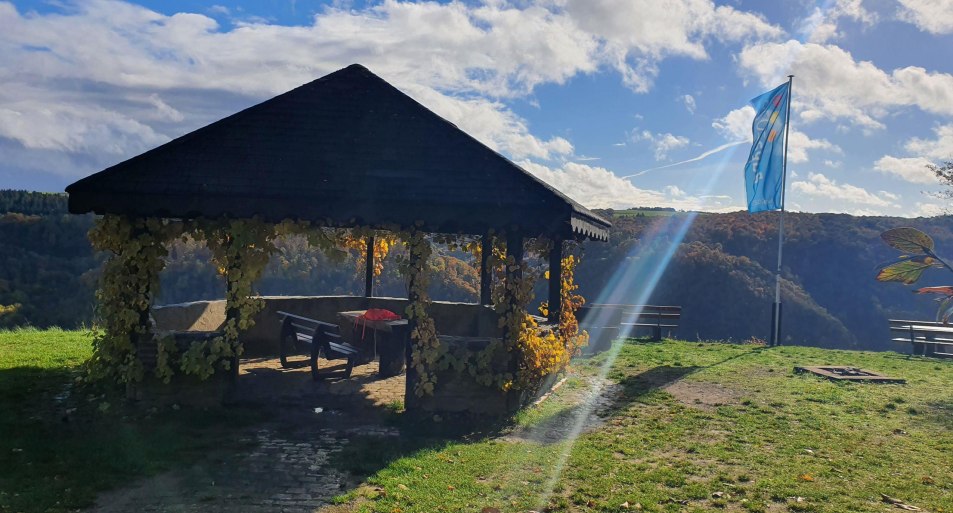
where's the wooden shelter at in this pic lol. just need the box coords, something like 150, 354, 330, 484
67, 63, 609, 318
67, 64, 610, 409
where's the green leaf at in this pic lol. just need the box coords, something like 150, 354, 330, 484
875, 257, 936, 284
881, 227, 934, 254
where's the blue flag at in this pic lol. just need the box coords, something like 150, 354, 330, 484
744, 82, 790, 213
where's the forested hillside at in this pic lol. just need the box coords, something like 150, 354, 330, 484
580, 210, 953, 350
2, 190, 950, 351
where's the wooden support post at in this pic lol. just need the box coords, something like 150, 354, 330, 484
480, 234, 492, 305
506, 232, 524, 279
548, 240, 562, 324
364, 235, 374, 298
501, 231, 525, 377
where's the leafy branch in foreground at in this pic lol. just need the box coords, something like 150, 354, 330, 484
876, 227, 953, 323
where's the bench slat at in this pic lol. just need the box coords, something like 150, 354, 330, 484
327, 341, 360, 355
891, 336, 953, 343
623, 323, 679, 328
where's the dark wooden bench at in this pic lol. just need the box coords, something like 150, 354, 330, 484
588, 304, 680, 341
888, 319, 953, 358
277, 311, 361, 379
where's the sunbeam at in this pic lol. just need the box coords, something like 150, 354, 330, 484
530, 144, 745, 510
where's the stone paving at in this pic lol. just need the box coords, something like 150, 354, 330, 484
237, 357, 407, 408
90, 359, 404, 513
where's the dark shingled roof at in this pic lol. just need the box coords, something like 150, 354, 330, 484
66, 64, 610, 241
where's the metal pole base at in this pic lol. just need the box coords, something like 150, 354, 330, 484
770, 302, 783, 346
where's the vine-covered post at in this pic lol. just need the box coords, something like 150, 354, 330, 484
181, 218, 275, 382
364, 234, 375, 298
87, 215, 171, 389
548, 238, 563, 324
505, 232, 524, 283
480, 233, 493, 306
502, 231, 525, 355
403, 228, 440, 399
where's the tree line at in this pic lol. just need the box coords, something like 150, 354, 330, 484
2, 190, 950, 351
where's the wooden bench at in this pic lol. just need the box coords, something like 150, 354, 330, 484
888, 319, 953, 358
277, 311, 362, 379
623, 305, 680, 341
587, 304, 680, 341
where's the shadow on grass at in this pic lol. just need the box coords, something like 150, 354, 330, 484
923, 398, 953, 429
0, 366, 266, 513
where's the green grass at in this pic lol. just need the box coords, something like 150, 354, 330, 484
4, 331, 952, 513
332, 340, 953, 513
0, 328, 263, 513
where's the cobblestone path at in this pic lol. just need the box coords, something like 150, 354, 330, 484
89, 360, 404, 513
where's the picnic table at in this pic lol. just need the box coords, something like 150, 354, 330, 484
337, 310, 409, 376
889, 319, 953, 358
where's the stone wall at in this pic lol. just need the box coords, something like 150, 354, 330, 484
150, 296, 566, 415
153, 296, 501, 356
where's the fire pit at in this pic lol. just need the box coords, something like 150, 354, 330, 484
794, 366, 905, 384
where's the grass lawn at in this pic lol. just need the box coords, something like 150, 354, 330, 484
331, 341, 953, 513
0, 328, 264, 513
3, 331, 952, 513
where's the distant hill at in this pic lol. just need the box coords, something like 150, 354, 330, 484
0, 190, 69, 216
578, 210, 953, 350
2, 190, 950, 351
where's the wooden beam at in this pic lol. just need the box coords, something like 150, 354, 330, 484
364, 235, 374, 298
506, 231, 523, 279
480, 234, 492, 305
548, 240, 562, 323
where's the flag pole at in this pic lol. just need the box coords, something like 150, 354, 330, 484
771, 75, 794, 347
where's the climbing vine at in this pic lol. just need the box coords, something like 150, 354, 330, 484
86, 211, 585, 398
471, 237, 588, 392
534, 246, 588, 380
416, 235, 587, 394
178, 217, 279, 380
339, 227, 399, 277
87, 215, 179, 384
399, 228, 442, 396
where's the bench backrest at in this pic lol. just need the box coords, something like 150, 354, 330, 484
278, 311, 339, 348
589, 304, 681, 324
889, 319, 946, 328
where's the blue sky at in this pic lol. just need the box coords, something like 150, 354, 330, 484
1, 0, 951, 216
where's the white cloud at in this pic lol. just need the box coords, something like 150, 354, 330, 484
561, 0, 782, 91
406, 86, 574, 160
738, 41, 953, 130
207, 5, 230, 16
799, 0, 877, 43
874, 155, 937, 184
786, 130, 841, 164
790, 172, 896, 207
878, 190, 901, 202
0, 0, 785, 181
632, 130, 690, 160
913, 202, 948, 217
874, 124, 953, 184
663, 185, 687, 197
897, 0, 953, 34
903, 123, 953, 160
712, 105, 755, 140
680, 94, 696, 114
517, 159, 739, 211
